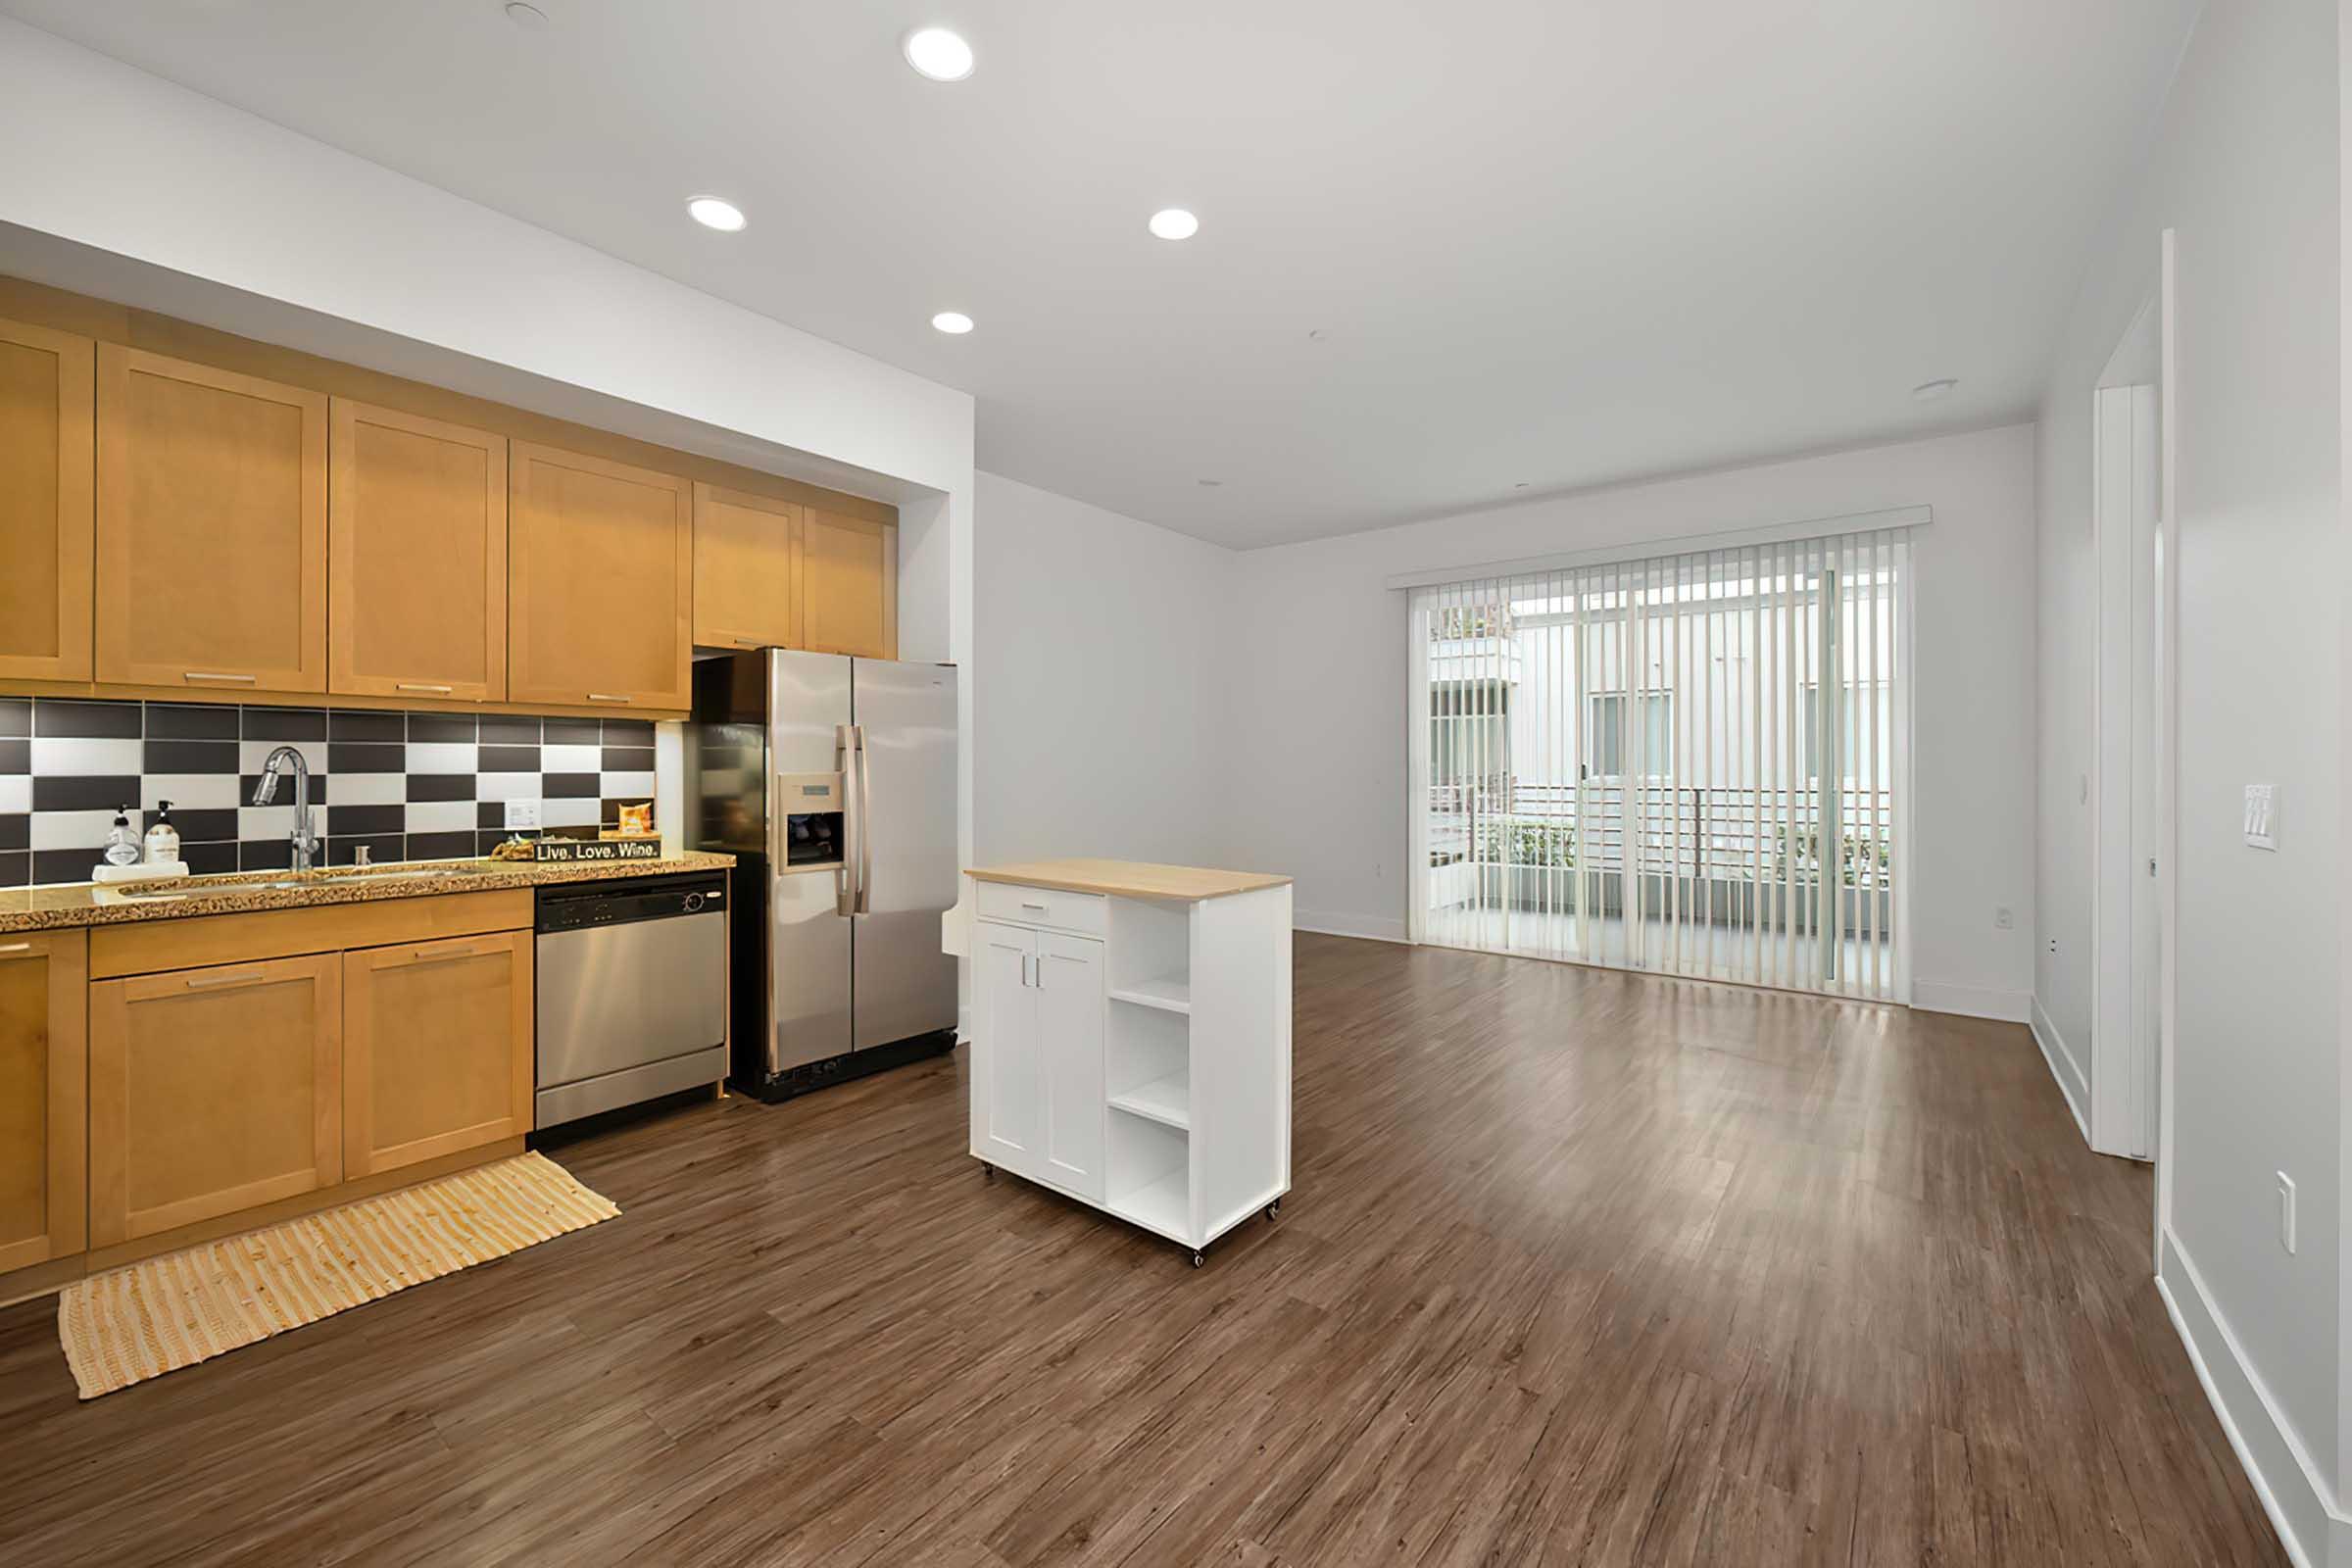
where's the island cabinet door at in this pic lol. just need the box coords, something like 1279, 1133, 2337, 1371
0, 931, 88, 1275
88, 953, 343, 1249
972, 920, 1042, 1178
342, 931, 533, 1179
1033, 932, 1105, 1201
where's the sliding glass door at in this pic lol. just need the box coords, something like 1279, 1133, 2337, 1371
1408, 528, 1909, 1002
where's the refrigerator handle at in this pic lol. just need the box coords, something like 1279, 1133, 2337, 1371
853, 724, 873, 914
835, 723, 858, 918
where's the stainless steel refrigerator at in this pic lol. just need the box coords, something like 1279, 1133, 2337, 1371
686, 649, 959, 1100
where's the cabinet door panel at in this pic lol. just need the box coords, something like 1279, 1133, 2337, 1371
1036, 932, 1106, 1200
801, 508, 896, 660
344, 931, 532, 1177
693, 483, 801, 651
972, 921, 1040, 1174
0, 932, 87, 1275
329, 400, 508, 701
89, 953, 342, 1247
95, 347, 327, 693
0, 318, 94, 681
509, 441, 692, 710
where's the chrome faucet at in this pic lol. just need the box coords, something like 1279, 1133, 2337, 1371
251, 746, 319, 870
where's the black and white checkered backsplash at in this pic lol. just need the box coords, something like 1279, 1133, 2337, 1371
0, 698, 660, 888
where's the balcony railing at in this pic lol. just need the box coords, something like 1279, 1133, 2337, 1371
1428, 778, 1894, 891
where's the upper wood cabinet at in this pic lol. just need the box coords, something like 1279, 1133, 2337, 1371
342, 931, 532, 1179
0, 931, 88, 1276
802, 508, 898, 660
0, 318, 94, 682
95, 347, 328, 694
88, 952, 343, 1249
692, 482, 802, 652
329, 400, 508, 703
508, 440, 692, 711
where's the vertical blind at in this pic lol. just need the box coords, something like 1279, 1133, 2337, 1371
1406, 527, 1910, 1002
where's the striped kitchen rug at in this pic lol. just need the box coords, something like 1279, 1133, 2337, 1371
57, 1152, 619, 1399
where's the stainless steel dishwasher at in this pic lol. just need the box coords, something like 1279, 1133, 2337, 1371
535, 870, 729, 1127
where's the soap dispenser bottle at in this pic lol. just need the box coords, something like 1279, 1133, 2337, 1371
103, 808, 141, 867
144, 801, 181, 866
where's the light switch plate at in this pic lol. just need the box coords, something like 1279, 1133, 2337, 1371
504, 799, 542, 831
2243, 784, 2278, 850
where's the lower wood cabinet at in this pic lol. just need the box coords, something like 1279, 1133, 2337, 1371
88, 952, 343, 1248
0, 931, 87, 1275
342, 930, 533, 1178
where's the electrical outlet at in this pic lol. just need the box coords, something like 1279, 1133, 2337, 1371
1994, 906, 2014, 930
2278, 1172, 2297, 1254
504, 799, 542, 831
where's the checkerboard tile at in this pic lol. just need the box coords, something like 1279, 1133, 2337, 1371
0, 699, 663, 887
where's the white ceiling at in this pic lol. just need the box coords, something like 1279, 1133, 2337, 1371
1, 0, 2198, 548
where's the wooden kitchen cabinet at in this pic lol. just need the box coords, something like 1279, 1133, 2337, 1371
0, 317, 94, 682
692, 482, 802, 651
802, 507, 897, 660
0, 931, 88, 1275
89, 952, 343, 1248
342, 930, 532, 1178
94, 346, 328, 694
508, 440, 693, 710
329, 399, 509, 702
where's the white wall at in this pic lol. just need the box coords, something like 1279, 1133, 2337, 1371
2035, 2, 2344, 1559
973, 471, 1237, 866
1226, 424, 2040, 1016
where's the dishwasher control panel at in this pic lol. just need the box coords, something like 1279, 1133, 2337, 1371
535, 871, 728, 934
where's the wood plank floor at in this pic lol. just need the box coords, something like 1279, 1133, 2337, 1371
0, 935, 2286, 1566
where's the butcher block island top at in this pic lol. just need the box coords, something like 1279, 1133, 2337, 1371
964, 858, 1291, 902
0, 851, 736, 934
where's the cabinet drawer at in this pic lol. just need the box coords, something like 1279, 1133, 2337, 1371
975, 881, 1106, 937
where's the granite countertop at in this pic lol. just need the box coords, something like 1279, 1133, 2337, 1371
966, 858, 1292, 902
0, 851, 737, 934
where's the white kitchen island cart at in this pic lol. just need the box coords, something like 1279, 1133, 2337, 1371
954, 859, 1293, 1265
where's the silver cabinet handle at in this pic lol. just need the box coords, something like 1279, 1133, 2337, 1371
186, 967, 267, 990
587, 692, 633, 704
184, 671, 257, 684
1020, 901, 1048, 911
397, 681, 454, 694
0, 942, 32, 956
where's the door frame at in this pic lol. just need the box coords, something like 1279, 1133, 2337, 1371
2088, 243, 2178, 1168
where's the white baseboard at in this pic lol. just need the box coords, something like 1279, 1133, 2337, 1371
1909, 979, 2032, 1022
2157, 1227, 2340, 1568
1293, 909, 1409, 944
2028, 994, 2089, 1142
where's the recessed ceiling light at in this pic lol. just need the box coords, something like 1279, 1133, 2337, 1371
1149, 209, 1200, 241
931, 311, 974, 335
904, 26, 974, 81
687, 196, 747, 232
503, 1, 549, 28
1912, 377, 1959, 402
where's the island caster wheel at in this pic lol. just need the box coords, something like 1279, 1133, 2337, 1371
982, 1163, 996, 1183
1265, 1200, 1281, 1221
1191, 1250, 1205, 1269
